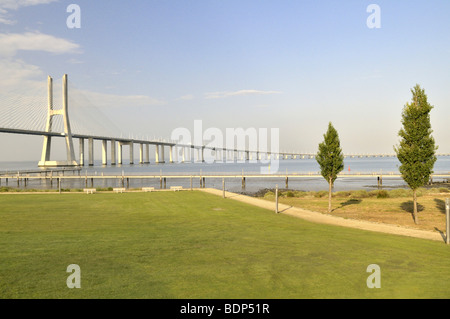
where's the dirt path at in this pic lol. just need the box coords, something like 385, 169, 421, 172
200, 188, 445, 243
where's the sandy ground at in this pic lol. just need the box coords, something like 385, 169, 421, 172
199, 188, 445, 243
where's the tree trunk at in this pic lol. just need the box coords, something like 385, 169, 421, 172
413, 189, 419, 225
328, 177, 332, 213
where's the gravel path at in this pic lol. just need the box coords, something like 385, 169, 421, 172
200, 188, 445, 243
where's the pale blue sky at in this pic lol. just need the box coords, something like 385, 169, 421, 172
0, 0, 449, 160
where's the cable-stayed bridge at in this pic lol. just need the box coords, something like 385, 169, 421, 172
0, 74, 448, 168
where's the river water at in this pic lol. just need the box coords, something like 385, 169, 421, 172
2, 157, 450, 193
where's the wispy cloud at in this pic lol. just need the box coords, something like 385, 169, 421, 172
204, 89, 282, 99
0, 32, 81, 57
0, 58, 43, 89
73, 90, 167, 108
177, 94, 195, 101
0, 0, 58, 25
68, 58, 84, 64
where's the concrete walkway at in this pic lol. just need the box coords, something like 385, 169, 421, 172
199, 188, 445, 243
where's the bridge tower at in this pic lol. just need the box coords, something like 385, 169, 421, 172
38, 74, 78, 167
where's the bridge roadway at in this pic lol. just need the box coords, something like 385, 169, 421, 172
1, 127, 450, 166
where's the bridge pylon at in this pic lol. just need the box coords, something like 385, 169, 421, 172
38, 74, 78, 167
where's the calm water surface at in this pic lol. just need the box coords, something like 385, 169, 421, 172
2, 157, 450, 193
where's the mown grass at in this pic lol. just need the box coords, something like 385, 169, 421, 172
1, 191, 450, 299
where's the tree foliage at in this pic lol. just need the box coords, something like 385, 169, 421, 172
394, 84, 437, 224
317, 122, 344, 185
395, 85, 437, 189
316, 122, 344, 212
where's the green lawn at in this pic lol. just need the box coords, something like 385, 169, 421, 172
0, 191, 449, 299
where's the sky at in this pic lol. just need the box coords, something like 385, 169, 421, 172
0, 0, 449, 161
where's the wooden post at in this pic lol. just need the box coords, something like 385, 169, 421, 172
446, 198, 450, 245
58, 177, 61, 194
275, 184, 279, 214
223, 178, 225, 198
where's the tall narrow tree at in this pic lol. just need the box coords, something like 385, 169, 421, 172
394, 84, 437, 225
316, 122, 344, 213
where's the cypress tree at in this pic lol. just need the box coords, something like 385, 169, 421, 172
394, 84, 437, 224
316, 122, 344, 213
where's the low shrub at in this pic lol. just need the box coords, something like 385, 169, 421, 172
314, 191, 328, 198
368, 190, 379, 197
350, 190, 369, 199
415, 188, 426, 197
388, 189, 411, 198
95, 187, 114, 192
264, 191, 275, 198
333, 191, 351, 198
286, 191, 295, 198
294, 191, 308, 197
377, 190, 390, 199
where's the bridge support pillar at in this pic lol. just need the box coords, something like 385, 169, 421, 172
79, 138, 84, 166
145, 144, 150, 164
102, 140, 107, 166
118, 142, 123, 165
139, 144, 144, 164
129, 142, 134, 165
155, 145, 160, 163
111, 140, 116, 165
160, 145, 165, 163
88, 138, 94, 166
